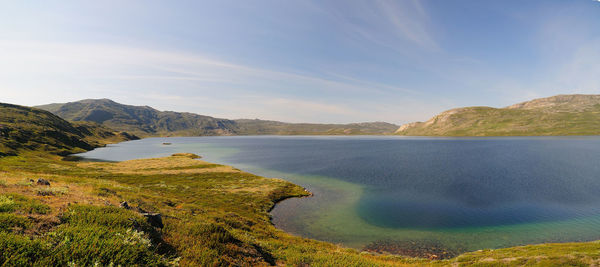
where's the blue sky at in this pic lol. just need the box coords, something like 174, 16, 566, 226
1, 0, 600, 124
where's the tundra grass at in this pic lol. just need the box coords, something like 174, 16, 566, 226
1, 153, 600, 266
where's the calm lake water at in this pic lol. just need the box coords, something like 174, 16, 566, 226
76, 136, 600, 253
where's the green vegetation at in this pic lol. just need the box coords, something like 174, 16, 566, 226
234, 119, 399, 136
453, 241, 600, 266
0, 194, 50, 214
0, 103, 137, 156
0, 198, 170, 266
36, 99, 398, 136
396, 94, 600, 136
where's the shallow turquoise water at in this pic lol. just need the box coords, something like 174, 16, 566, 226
76, 136, 600, 252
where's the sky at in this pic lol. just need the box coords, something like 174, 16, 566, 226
1, 0, 600, 124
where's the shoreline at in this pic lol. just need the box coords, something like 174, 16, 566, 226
183, 154, 600, 260
267, 188, 313, 214
71, 137, 600, 263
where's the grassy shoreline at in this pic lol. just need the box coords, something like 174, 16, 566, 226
1, 151, 600, 266
0, 152, 426, 266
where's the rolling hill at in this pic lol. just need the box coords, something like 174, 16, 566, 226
37, 99, 398, 136
0, 102, 137, 156
395, 94, 600, 136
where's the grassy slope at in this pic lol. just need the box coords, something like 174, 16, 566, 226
396, 94, 600, 136
0, 103, 136, 156
36, 99, 399, 136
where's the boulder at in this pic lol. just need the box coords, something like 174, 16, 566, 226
36, 178, 50, 186
142, 213, 163, 228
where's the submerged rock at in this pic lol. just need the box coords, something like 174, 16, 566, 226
363, 239, 462, 260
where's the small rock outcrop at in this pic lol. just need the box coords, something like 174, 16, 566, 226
119, 201, 131, 209
36, 178, 50, 186
142, 213, 164, 228
118, 201, 163, 228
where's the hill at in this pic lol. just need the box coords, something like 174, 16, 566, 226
36, 99, 398, 136
37, 99, 237, 137
395, 94, 600, 136
0, 102, 137, 156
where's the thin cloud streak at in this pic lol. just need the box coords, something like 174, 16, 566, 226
321, 0, 439, 52
0, 40, 413, 95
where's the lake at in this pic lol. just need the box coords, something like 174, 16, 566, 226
76, 136, 600, 255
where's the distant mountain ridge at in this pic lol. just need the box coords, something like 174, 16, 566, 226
37, 99, 398, 136
0, 102, 136, 156
37, 99, 237, 136
395, 94, 600, 136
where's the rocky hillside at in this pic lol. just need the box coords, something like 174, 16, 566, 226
395, 94, 600, 136
0, 102, 137, 156
37, 99, 237, 137
37, 99, 398, 136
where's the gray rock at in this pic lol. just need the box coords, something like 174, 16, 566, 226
36, 178, 50, 186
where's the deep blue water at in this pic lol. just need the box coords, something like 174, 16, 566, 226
76, 136, 600, 250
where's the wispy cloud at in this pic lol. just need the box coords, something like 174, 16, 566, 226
0, 40, 410, 95
320, 0, 439, 51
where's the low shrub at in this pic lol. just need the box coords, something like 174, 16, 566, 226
42, 205, 170, 266
0, 194, 51, 214
0, 195, 17, 212
0, 213, 31, 232
61, 205, 148, 229
0, 232, 50, 266
45, 225, 166, 266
